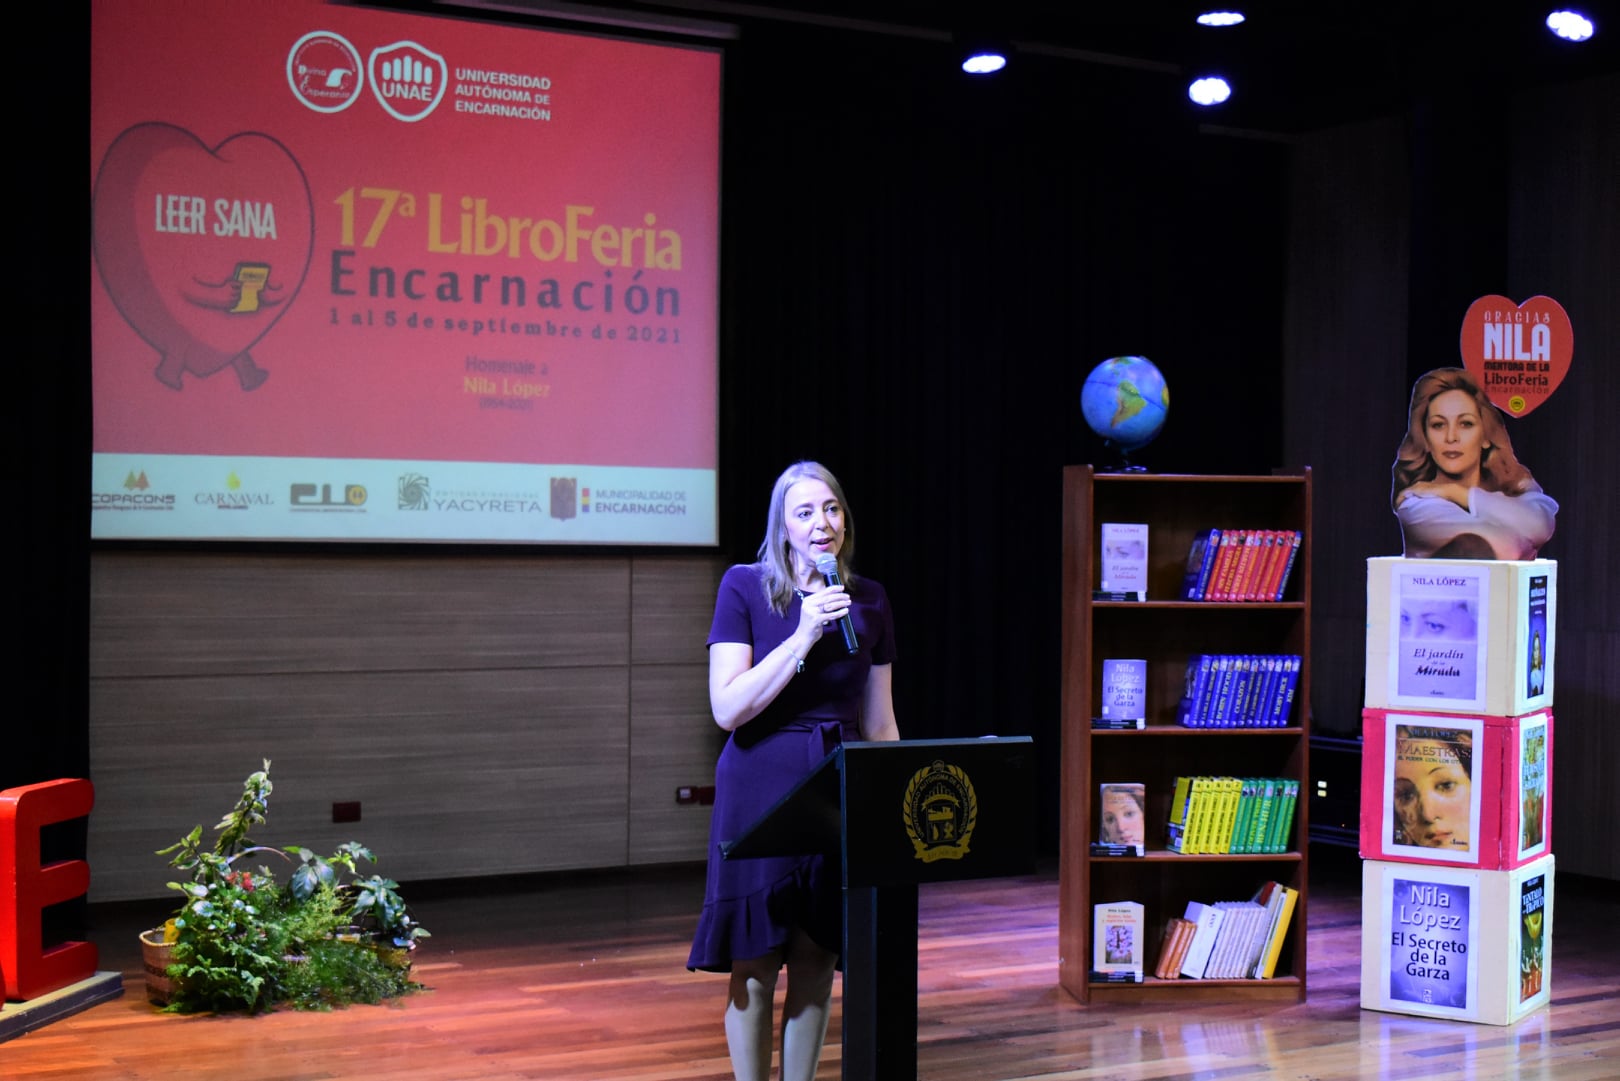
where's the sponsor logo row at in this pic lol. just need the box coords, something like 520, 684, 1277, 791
92, 471, 689, 520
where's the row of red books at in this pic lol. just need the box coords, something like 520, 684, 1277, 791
1179, 529, 1301, 602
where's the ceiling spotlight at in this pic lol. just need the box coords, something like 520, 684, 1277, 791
962, 48, 1008, 75
1196, 11, 1246, 27
1188, 76, 1232, 106
1546, 10, 1595, 41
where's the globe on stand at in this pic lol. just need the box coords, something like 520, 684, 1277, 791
1080, 356, 1169, 472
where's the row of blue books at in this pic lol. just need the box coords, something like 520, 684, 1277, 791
1174, 654, 1301, 728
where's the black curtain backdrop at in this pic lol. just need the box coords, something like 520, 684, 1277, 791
13, 18, 92, 892
33, 11, 1618, 873
35, 18, 1285, 855
715, 26, 1289, 845
34, 19, 1289, 855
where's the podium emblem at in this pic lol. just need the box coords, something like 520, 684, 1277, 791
903, 760, 978, 863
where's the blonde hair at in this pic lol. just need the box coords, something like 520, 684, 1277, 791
756, 461, 856, 614
1391, 367, 1538, 507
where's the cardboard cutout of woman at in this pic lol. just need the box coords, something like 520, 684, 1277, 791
1391, 368, 1558, 559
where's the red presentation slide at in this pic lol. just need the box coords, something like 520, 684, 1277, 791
90, 0, 720, 544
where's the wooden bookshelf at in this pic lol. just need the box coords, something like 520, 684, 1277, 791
1058, 467, 1312, 1003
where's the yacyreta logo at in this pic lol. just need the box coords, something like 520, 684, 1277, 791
369, 41, 449, 122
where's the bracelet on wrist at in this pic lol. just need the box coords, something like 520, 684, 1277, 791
786, 645, 805, 674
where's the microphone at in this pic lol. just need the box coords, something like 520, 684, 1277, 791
815, 553, 860, 654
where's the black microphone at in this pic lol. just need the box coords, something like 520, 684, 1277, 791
814, 553, 860, 654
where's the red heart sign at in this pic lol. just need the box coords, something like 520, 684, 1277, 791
92, 123, 313, 391
1458, 295, 1573, 418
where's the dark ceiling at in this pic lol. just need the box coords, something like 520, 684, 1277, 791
435, 0, 1620, 132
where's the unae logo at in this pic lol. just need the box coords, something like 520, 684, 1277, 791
369, 41, 449, 122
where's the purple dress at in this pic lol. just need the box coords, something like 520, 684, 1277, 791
686, 563, 896, 971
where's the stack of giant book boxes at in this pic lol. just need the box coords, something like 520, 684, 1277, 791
1357, 557, 1556, 1025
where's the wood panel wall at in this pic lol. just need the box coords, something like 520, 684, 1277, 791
87, 551, 729, 902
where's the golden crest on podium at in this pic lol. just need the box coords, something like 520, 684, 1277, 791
903, 760, 978, 863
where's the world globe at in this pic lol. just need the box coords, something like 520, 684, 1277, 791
1081, 356, 1169, 466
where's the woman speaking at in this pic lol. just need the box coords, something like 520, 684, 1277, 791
687, 461, 899, 1081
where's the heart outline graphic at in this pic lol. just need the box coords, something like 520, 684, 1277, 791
92, 123, 314, 391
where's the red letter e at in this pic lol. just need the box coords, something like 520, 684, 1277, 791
1, 778, 98, 1000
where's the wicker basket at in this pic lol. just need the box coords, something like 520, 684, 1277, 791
139, 928, 175, 1005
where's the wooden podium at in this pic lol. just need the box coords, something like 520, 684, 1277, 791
723, 737, 1036, 1081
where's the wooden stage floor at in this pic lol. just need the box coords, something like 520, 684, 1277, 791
3, 845, 1616, 1080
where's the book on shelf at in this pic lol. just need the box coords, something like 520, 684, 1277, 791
1213, 777, 1243, 854
1241, 882, 1280, 976
1244, 778, 1277, 854
1097, 782, 1146, 854
1254, 530, 1287, 600
1201, 903, 1237, 978
1270, 656, 1301, 726
1228, 778, 1258, 853
1099, 522, 1149, 599
1266, 779, 1300, 854
1198, 776, 1225, 854
1230, 532, 1262, 602
1174, 654, 1301, 727
1178, 901, 1227, 978
1092, 716, 1146, 730
1165, 776, 1194, 853
1243, 531, 1278, 601
1197, 776, 1224, 854
1153, 916, 1195, 979
1166, 775, 1300, 856
1185, 777, 1215, 854
1173, 653, 1214, 727
1092, 900, 1146, 976
1207, 901, 1264, 978
1179, 528, 1222, 600
1166, 885, 1297, 982
1100, 658, 1147, 721
1177, 528, 1302, 602
1178, 776, 1212, 854
1205, 531, 1239, 601
1253, 881, 1298, 979
1089, 969, 1146, 983
1237, 902, 1274, 977
1246, 656, 1278, 724
1270, 531, 1302, 601
1231, 658, 1255, 725
1243, 778, 1280, 854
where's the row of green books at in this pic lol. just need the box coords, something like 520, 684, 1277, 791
1166, 776, 1299, 855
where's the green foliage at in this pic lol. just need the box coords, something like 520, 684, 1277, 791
166, 867, 286, 1013
154, 760, 428, 1014
281, 937, 416, 1010
346, 874, 432, 949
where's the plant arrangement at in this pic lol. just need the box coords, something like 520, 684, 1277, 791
149, 760, 429, 1013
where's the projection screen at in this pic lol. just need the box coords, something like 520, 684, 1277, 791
90, 0, 720, 545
